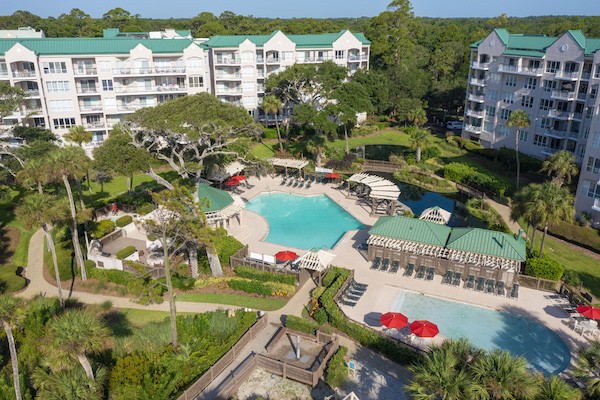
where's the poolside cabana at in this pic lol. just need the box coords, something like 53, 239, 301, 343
270, 157, 309, 178
197, 183, 244, 228
419, 206, 452, 225
295, 248, 336, 286
206, 161, 245, 183
346, 173, 401, 216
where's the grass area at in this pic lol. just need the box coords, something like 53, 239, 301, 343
117, 308, 194, 327
177, 292, 288, 311
11, 229, 32, 267
82, 173, 155, 206
548, 220, 600, 253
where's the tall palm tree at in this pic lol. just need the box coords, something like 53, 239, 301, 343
469, 349, 538, 400
408, 127, 432, 163
506, 110, 530, 190
536, 375, 582, 400
536, 182, 574, 257
541, 150, 579, 187
511, 183, 544, 251
64, 125, 94, 203
306, 136, 328, 167
407, 107, 427, 128
48, 146, 91, 281
16, 194, 68, 308
0, 295, 24, 400
573, 340, 600, 398
16, 157, 49, 194
33, 365, 106, 400
262, 95, 284, 152
45, 309, 110, 380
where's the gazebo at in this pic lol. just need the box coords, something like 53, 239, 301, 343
419, 206, 452, 225
295, 248, 336, 285
197, 183, 244, 228
206, 161, 245, 183
270, 157, 309, 178
346, 173, 401, 216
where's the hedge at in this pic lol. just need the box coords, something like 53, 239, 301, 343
285, 315, 320, 335
90, 220, 115, 239
116, 245, 137, 260
228, 279, 271, 296
115, 215, 133, 228
215, 230, 244, 264
88, 266, 133, 286
444, 162, 508, 196
325, 346, 348, 388
234, 266, 296, 285
137, 203, 154, 215
524, 254, 564, 281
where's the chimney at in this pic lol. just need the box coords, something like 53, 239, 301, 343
515, 229, 523, 240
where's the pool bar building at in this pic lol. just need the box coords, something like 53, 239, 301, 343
367, 216, 527, 290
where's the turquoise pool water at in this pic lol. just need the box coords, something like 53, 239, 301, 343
245, 193, 363, 249
392, 291, 571, 375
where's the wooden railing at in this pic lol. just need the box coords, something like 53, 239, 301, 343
518, 275, 559, 293
362, 159, 404, 173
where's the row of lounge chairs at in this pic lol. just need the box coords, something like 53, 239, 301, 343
280, 176, 312, 189
466, 275, 519, 299
403, 263, 435, 281
370, 256, 401, 273
442, 270, 463, 286
339, 279, 368, 307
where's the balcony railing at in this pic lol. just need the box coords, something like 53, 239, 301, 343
12, 70, 36, 78
541, 147, 560, 155
77, 87, 98, 94
578, 93, 587, 101
467, 93, 485, 102
266, 57, 280, 63
216, 87, 242, 94
464, 124, 482, 134
548, 109, 570, 119
84, 122, 105, 129
114, 84, 186, 93
543, 129, 567, 138
471, 61, 490, 70
498, 64, 518, 73
551, 90, 576, 101
215, 58, 240, 65
469, 78, 486, 86
215, 73, 241, 80
117, 105, 143, 112
79, 104, 103, 111
0, 71, 9, 78
154, 67, 186, 74
466, 109, 484, 118
26, 89, 40, 96
23, 107, 42, 115
73, 67, 97, 76
519, 66, 543, 75
555, 70, 579, 80
348, 54, 368, 62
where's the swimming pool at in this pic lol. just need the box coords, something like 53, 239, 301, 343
245, 193, 363, 249
392, 290, 571, 375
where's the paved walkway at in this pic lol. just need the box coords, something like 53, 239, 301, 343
483, 197, 522, 234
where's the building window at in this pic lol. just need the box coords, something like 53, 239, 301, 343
488, 89, 498, 101
542, 80, 555, 93
587, 157, 600, 174
521, 95, 534, 108
32, 117, 45, 128
591, 85, 598, 100
518, 129, 528, 142
497, 126, 510, 137
335, 50, 345, 59
42, 62, 67, 74
505, 75, 517, 87
583, 126, 590, 140
485, 106, 496, 117
592, 133, 600, 149
524, 77, 537, 89
483, 121, 493, 132
594, 65, 600, 79
46, 81, 70, 93
53, 118, 76, 129
545, 61, 561, 73
539, 118, 552, 129
500, 109, 512, 120
533, 134, 547, 147
49, 100, 74, 112
102, 79, 113, 91
188, 76, 203, 88
282, 51, 294, 61
502, 93, 514, 104
158, 94, 175, 103
539, 99, 554, 111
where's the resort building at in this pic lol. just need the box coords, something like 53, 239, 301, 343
367, 216, 527, 290
0, 28, 370, 146
461, 29, 600, 223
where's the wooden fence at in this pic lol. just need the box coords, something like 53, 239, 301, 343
362, 159, 404, 173
176, 314, 268, 400
518, 275, 560, 292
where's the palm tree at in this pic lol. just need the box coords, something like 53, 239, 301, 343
16, 194, 68, 308
511, 184, 544, 251
306, 136, 328, 167
33, 366, 106, 400
541, 150, 579, 187
408, 127, 432, 163
64, 125, 94, 203
407, 107, 427, 128
573, 340, 600, 398
0, 295, 24, 400
16, 157, 49, 194
45, 309, 110, 380
536, 375, 582, 400
469, 349, 538, 400
536, 182, 574, 257
506, 110, 530, 190
48, 147, 91, 281
262, 95, 284, 152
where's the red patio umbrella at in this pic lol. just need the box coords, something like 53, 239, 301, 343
275, 250, 298, 262
324, 172, 341, 179
231, 175, 246, 181
577, 305, 600, 320
224, 179, 240, 186
410, 320, 439, 338
380, 312, 409, 329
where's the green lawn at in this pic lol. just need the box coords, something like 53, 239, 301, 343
177, 292, 288, 311
83, 173, 155, 206
118, 308, 194, 327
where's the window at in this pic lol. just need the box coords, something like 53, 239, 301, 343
505, 75, 517, 87
335, 50, 345, 59
53, 118, 76, 129
502, 92, 514, 104
546, 61, 561, 73
32, 117, 45, 128
539, 99, 554, 111
484, 121, 494, 132
282, 51, 294, 61
46, 81, 70, 93
42, 62, 67, 74
592, 133, 600, 149
485, 106, 496, 117
533, 134, 547, 147
158, 94, 175, 103
521, 95, 534, 108
595, 65, 600, 79
583, 126, 590, 140
187, 57, 202, 69
188, 76, 203, 88
518, 129, 528, 142
500, 109, 512, 120
48, 99, 74, 112
102, 79, 113, 91
542, 80, 555, 93
524, 77, 537, 89
586, 157, 600, 174
488, 89, 498, 101
0, 62, 7, 76
591, 85, 598, 100
488, 73, 500, 84
539, 118, 552, 129
497, 126, 510, 137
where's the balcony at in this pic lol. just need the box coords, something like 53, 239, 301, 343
77, 87, 98, 94
84, 121, 105, 129
548, 109, 570, 119
593, 198, 600, 213
466, 109, 484, 118
578, 93, 587, 101
22, 107, 43, 115
0, 70, 9, 78
215, 58, 240, 65
215, 73, 241, 80
256, 56, 264, 63
79, 104, 103, 112
469, 78, 486, 86
519, 66, 543, 75
117, 104, 142, 112
541, 147, 561, 156
498, 64, 518, 73
464, 124, 482, 134
73, 67, 97, 76
114, 84, 186, 94
266, 57, 280, 64
551, 90, 576, 101
555, 70, 579, 80
471, 61, 490, 70
543, 129, 567, 138
467, 93, 485, 103
26, 89, 40, 97
216, 87, 242, 95
154, 67, 186, 74
12, 70, 36, 78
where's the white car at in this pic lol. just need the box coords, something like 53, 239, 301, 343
446, 121, 463, 130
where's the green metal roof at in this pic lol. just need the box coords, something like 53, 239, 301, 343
203, 31, 277, 48
446, 228, 526, 261
494, 28, 510, 45
369, 216, 451, 247
204, 30, 370, 49
567, 30, 586, 49
503, 49, 546, 57
197, 183, 234, 212
0, 37, 197, 56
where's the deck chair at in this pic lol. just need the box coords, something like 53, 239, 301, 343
403, 263, 415, 277
510, 283, 519, 299
466, 274, 475, 289
496, 281, 506, 296
475, 276, 485, 291
370, 256, 381, 270
486, 279, 495, 294
442, 270, 453, 285
390, 260, 400, 273
426, 267, 435, 281
351, 280, 368, 291
380, 258, 390, 272
416, 265, 426, 279
452, 272, 462, 286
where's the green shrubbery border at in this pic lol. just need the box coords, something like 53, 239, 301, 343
116, 245, 136, 260
115, 215, 133, 227
234, 266, 296, 285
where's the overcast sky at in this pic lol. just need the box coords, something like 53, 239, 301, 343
0, 0, 598, 19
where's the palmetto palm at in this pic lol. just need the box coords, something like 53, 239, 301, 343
16, 193, 68, 308
262, 95, 284, 152
306, 136, 328, 167
511, 183, 545, 251
536, 375, 582, 400
541, 150, 579, 187
0, 295, 25, 400
16, 157, 50, 194
506, 110, 530, 190
45, 309, 110, 380
408, 127, 432, 163
536, 182, 574, 257
407, 107, 427, 128
64, 125, 93, 147
33, 363, 106, 400
573, 340, 600, 398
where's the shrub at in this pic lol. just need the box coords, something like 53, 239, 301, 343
215, 230, 244, 264
228, 279, 271, 296
325, 346, 348, 388
525, 255, 564, 281
87, 266, 132, 285
313, 308, 328, 324
90, 220, 116, 239
421, 146, 441, 161
325, 153, 357, 171
262, 127, 279, 140
562, 270, 582, 286
137, 203, 154, 215
115, 215, 133, 228
263, 281, 296, 297
285, 315, 320, 335
234, 266, 296, 285
444, 162, 475, 183
171, 274, 196, 291
116, 245, 137, 260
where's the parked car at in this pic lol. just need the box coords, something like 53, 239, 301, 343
446, 121, 464, 130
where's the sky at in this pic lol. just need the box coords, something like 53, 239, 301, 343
0, 0, 598, 19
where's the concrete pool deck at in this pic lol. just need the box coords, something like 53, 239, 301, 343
225, 174, 591, 368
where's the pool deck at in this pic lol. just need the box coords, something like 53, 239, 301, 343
226, 175, 591, 369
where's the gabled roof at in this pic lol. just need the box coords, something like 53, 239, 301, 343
369, 216, 451, 247
197, 183, 234, 212
446, 228, 526, 261
567, 30, 586, 49
203, 31, 277, 48
204, 30, 370, 49
494, 28, 510, 45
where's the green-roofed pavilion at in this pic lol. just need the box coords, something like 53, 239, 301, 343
369, 216, 451, 247
446, 228, 526, 262
197, 183, 233, 212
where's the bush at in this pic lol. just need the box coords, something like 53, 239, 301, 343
234, 266, 296, 285
325, 153, 357, 171
325, 346, 348, 388
444, 162, 508, 196
90, 220, 115, 239
171, 274, 196, 291
285, 315, 320, 335
421, 146, 441, 161
88, 266, 133, 285
116, 246, 137, 260
262, 127, 279, 140
444, 162, 475, 183
263, 281, 296, 297
215, 230, 244, 264
313, 308, 328, 324
562, 270, 582, 286
525, 255, 564, 281
115, 215, 133, 228
136, 203, 154, 215
228, 279, 271, 296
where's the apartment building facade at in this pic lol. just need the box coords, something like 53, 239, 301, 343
0, 28, 370, 146
462, 29, 600, 224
